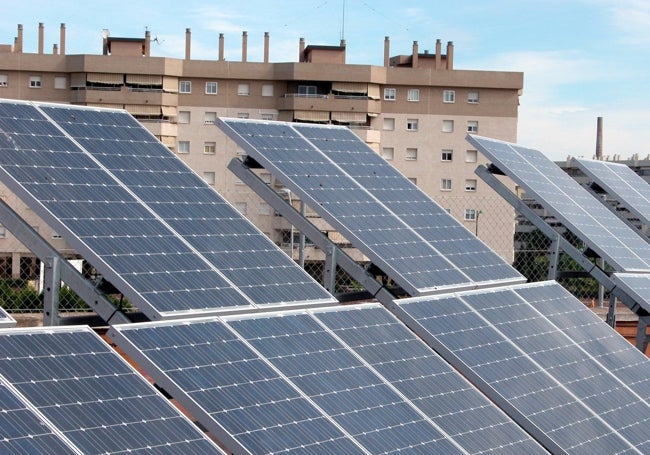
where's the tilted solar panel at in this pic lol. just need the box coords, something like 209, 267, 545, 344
393, 281, 650, 454
573, 157, 650, 232
0, 326, 225, 454
0, 100, 334, 320
0, 306, 15, 328
109, 304, 548, 454
217, 118, 524, 295
469, 134, 650, 273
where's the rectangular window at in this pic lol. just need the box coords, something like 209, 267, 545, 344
179, 80, 191, 93
29, 76, 42, 88
408, 177, 417, 185
238, 83, 250, 96
177, 140, 190, 154
407, 88, 420, 101
405, 148, 418, 161
467, 121, 479, 133
205, 81, 218, 94
381, 147, 394, 161
262, 84, 274, 96
178, 111, 190, 124
0, 225, 5, 238
259, 202, 272, 216
204, 111, 217, 124
467, 91, 479, 103
464, 209, 477, 221
234, 202, 248, 215
441, 150, 453, 161
442, 119, 454, 133
383, 117, 395, 131
260, 172, 272, 185
54, 76, 67, 89
298, 85, 317, 96
0, 75, 7, 87
466, 149, 478, 163
204, 141, 216, 155
383, 88, 396, 100
407, 119, 419, 131
443, 90, 455, 103
441, 178, 452, 191
237, 112, 250, 119
51, 232, 63, 240
261, 113, 274, 120
465, 179, 477, 191
203, 171, 216, 185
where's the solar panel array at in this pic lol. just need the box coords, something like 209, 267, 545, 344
0, 306, 15, 328
0, 100, 334, 320
0, 326, 224, 454
468, 134, 650, 273
217, 118, 524, 295
573, 157, 650, 232
393, 281, 650, 454
109, 304, 548, 455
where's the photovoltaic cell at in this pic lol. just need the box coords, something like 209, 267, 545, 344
0, 306, 15, 328
217, 118, 524, 295
394, 281, 650, 454
0, 326, 224, 454
469, 134, 650, 273
0, 100, 334, 320
573, 157, 650, 232
109, 304, 547, 454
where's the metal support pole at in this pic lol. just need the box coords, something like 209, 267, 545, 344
324, 247, 338, 293
636, 316, 650, 354
42, 256, 61, 326
299, 200, 306, 268
547, 237, 561, 281
606, 294, 617, 328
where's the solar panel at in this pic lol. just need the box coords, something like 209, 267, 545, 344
217, 118, 524, 295
573, 157, 650, 232
0, 326, 224, 454
393, 281, 650, 454
0, 100, 334, 320
0, 306, 15, 328
469, 134, 650, 273
109, 304, 547, 454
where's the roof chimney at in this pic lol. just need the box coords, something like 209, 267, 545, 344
383, 36, 390, 67
53, 43, 58, 55
144, 29, 151, 56
412, 40, 418, 68
242, 31, 248, 62
59, 23, 66, 55
38, 22, 44, 55
435, 39, 442, 69
15, 24, 23, 53
299, 37, 305, 62
446, 41, 454, 69
596, 117, 603, 160
264, 32, 270, 63
184, 28, 191, 60
218, 33, 224, 61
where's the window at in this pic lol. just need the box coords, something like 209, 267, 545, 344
238, 83, 250, 96
259, 202, 272, 216
0, 225, 5, 238
407, 119, 419, 131
178, 111, 191, 124
383, 118, 395, 131
203, 171, 216, 185
262, 84, 274, 97
0, 75, 7, 87
443, 90, 455, 103
234, 202, 248, 215
204, 111, 217, 124
51, 232, 62, 240
261, 113, 274, 120
466, 149, 478, 163
467, 121, 479, 133
442, 120, 454, 133
467, 91, 479, 103
381, 147, 394, 161
204, 141, 216, 155
298, 85, 317, 96
405, 148, 418, 161
441, 150, 453, 161
441, 178, 452, 191
408, 177, 417, 185
384, 88, 396, 100
407, 88, 420, 101
177, 140, 190, 154
205, 81, 218, 94
260, 172, 272, 185
179, 80, 191, 93
29, 76, 42, 88
237, 112, 250, 119
465, 179, 477, 191
464, 209, 477, 221
54, 77, 67, 89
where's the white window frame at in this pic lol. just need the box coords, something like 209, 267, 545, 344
407, 88, 420, 102
205, 81, 218, 95
234, 202, 248, 215
381, 147, 394, 161
443, 90, 455, 103
442, 119, 454, 133
467, 91, 480, 103
203, 171, 216, 185
178, 111, 191, 124
405, 148, 418, 161
441, 178, 452, 191
0, 75, 7, 87
382, 117, 395, 131
237, 112, 250, 119
383, 88, 396, 101
261, 113, 274, 121
177, 140, 190, 154
441, 150, 453, 162
465, 179, 477, 192
204, 112, 217, 125
464, 209, 477, 221
238, 83, 250, 96
179, 80, 191, 93
204, 141, 216, 155
406, 119, 419, 131
467, 120, 479, 133
29, 76, 42, 88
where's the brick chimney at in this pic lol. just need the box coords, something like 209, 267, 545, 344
38, 22, 44, 55
299, 37, 305, 62
185, 28, 191, 60
242, 31, 248, 62
446, 41, 454, 69
383, 36, 390, 67
15, 24, 23, 53
264, 32, 269, 63
218, 33, 224, 61
60, 23, 66, 55
412, 40, 418, 68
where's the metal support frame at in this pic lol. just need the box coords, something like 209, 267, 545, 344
228, 158, 399, 305
0, 198, 131, 326
477, 165, 649, 347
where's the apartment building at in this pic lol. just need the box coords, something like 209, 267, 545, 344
0, 22, 523, 279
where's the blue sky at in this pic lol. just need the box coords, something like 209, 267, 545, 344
2, 0, 649, 160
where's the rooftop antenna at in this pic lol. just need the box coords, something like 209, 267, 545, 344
340, 0, 346, 41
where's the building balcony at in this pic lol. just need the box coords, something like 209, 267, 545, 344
277, 93, 381, 116
70, 86, 178, 107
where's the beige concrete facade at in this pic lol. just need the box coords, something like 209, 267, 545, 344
0, 23, 523, 278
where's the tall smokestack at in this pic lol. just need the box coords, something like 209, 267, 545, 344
446, 41, 454, 69
59, 23, 66, 55
38, 22, 44, 55
383, 36, 390, 67
412, 40, 418, 68
299, 37, 305, 62
435, 39, 442, 69
596, 117, 603, 160
263, 32, 270, 63
242, 31, 248, 62
184, 28, 191, 60
144, 29, 150, 56
16, 24, 23, 53
218, 33, 224, 61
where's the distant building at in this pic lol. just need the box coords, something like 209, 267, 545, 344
0, 22, 523, 279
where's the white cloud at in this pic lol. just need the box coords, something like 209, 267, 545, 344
600, 0, 650, 45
